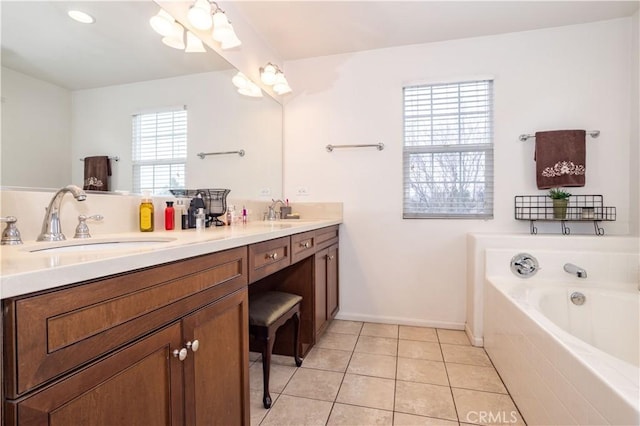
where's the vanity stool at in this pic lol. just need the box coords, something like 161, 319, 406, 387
249, 291, 303, 409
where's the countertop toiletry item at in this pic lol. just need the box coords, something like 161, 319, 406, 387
226, 205, 233, 226
242, 206, 247, 224
195, 208, 205, 230
165, 201, 175, 230
188, 195, 206, 229
175, 199, 187, 230
139, 192, 154, 232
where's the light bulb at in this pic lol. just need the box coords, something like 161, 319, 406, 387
185, 31, 206, 53
187, 0, 212, 30
212, 10, 233, 42
238, 81, 263, 98
260, 64, 277, 85
232, 72, 248, 89
150, 9, 175, 36
162, 22, 185, 50
220, 25, 241, 49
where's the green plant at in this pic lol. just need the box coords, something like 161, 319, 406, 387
548, 188, 571, 199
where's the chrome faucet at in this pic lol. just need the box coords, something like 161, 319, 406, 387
266, 199, 285, 221
37, 185, 87, 241
563, 263, 587, 278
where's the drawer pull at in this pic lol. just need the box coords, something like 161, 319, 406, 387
266, 252, 278, 260
328, 255, 335, 261
300, 241, 310, 248
173, 348, 188, 361
186, 340, 200, 352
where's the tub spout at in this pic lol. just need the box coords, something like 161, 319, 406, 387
564, 263, 587, 278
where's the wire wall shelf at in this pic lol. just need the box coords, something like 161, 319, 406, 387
514, 195, 616, 235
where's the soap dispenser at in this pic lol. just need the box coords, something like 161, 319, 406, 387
139, 192, 154, 232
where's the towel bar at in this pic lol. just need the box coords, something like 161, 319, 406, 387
326, 143, 384, 152
197, 150, 245, 159
519, 130, 599, 142
79, 156, 119, 162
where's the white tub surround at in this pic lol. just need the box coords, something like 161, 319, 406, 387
466, 234, 639, 346
484, 247, 639, 425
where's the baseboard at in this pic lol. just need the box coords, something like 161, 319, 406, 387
465, 323, 484, 347
334, 311, 465, 331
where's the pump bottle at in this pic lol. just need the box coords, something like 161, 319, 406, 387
139, 192, 154, 232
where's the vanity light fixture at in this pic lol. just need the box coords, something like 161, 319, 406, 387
162, 22, 186, 50
150, 9, 176, 36
186, 0, 242, 50
260, 63, 292, 95
68, 10, 95, 24
232, 72, 263, 98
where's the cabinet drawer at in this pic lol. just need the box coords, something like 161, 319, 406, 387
3, 247, 247, 398
248, 236, 291, 283
315, 225, 339, 250
291, 231, 316, 263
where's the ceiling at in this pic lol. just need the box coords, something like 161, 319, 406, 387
1, 1, 637, 90
1, 1, 232, 90
233, 1, 640, 60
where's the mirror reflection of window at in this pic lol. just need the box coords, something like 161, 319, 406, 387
132, 106, 187, 195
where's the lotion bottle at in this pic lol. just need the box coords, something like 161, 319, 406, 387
139, 192, 154, 232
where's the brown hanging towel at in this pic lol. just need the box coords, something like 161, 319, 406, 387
83, 156, 111, 191
534, 130, 586, 189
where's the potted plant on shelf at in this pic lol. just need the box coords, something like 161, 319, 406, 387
549, 188, 571, 219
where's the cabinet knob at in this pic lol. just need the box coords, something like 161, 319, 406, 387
266, 252, 278, 260
301, 242, 310, 248
173, 348, 188, 361
328, 255, 335, 261
186, 340, 200, 352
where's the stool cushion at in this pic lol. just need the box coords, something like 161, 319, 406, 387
249, 291, 302, 327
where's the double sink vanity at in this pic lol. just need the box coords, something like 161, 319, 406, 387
0, 219, 340, 425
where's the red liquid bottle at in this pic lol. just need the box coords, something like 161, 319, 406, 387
165, 201, 175, 230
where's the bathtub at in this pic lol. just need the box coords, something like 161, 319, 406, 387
485, 277, 639, 425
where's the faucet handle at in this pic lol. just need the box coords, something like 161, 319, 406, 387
0, 216, 23, 245
74, 214, 104, 239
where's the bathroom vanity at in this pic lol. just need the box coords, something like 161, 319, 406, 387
0, 221, 340, 425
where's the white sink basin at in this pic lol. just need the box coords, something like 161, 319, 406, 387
26, 237, 177, 253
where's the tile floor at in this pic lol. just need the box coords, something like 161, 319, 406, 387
249, 321, 526, 426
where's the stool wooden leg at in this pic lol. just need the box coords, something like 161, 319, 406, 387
293, 311, 302, 367
262, 332, 276, 409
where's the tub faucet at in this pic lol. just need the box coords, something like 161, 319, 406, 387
37, 185, 87, 242
563, 263, 587, 278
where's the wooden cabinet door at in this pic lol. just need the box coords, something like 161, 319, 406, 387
327, 243, 339, 319
314, 249, 328, 333
182, 288, 249, 426
10, 323, 184, 426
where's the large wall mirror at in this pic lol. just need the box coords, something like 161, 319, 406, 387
1, 0, 283, 199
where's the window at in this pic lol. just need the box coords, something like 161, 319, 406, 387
403, 80, 494, 219
132, 107, 187, 195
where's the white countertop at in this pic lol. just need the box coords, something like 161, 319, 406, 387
0, 219, 341, 299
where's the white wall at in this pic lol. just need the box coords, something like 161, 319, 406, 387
283, 18, 634, 328
71, 70, 282, 198
1, 67, 72, 188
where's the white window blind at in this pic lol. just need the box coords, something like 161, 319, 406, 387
403, 80, 494, 219
132, 107, 187, 195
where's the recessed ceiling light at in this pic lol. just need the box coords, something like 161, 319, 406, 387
68, 10, 95, 24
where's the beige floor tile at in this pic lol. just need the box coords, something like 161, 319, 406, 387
249, 362, 297, 393
327, 320, 364, 335
441, 344, 492, 367
271, 353, 301, 367
446, 363, 507, 394
361, 322, 399, 338
393, 412, 459, 426
398, 340, 443, 361
302, 347, 352, 372
395, 381, 457, 421
250, 388, 280, 426
399, 326, 439, 342
437, 329, 470, 345
282, 368, 344, 401
397, 358, 449, 386
347, 352, 397, 379
328, 403, 393, 426
250, 351, 261, 362
260, 394, 333, 426
316, 332, 359, 351
452, 388, 525, 425
336, 373, 396, 411
355, 335, 398, 356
